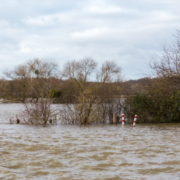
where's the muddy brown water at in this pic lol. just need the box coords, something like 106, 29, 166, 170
0, 104, 180, 180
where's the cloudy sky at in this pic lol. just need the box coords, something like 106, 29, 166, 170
0, 0, 180, 80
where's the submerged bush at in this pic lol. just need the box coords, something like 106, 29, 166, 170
21, 99, 58, 125
123, 93, 180, 123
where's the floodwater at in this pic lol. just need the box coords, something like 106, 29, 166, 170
0, 104, 180, 180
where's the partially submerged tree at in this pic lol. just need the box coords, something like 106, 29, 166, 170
22, 59, 59, 124
4, 59, 60, 124
147, 30, 180, 122
60, 57, 122, 125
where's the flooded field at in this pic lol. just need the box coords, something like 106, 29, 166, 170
0, 104, 180, 179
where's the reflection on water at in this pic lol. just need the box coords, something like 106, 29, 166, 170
0, 104, 180, 179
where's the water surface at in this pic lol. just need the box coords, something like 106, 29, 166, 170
0, 104, 180, 180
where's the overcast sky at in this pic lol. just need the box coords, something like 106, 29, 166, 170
0, 0, 180, 80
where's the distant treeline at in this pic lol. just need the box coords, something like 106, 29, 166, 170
0, 76, 149, 103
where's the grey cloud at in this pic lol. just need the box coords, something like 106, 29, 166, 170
0, 0, 180, 79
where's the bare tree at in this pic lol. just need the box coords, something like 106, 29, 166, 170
60, 58, 122, 125
28, 59, 59, 102
22, 59, 59, 124
148, 30, 180, 98
4, 64, 31, 102
2, 59, 60, 103
4, 59, 60, 125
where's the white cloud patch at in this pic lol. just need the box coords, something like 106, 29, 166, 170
19, 42, 31, 53
150, 11, 179, 22
72, 28, 110, 39
0, 20, 10, 28
87, 5, 134, 14
25, 12, 75, 26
